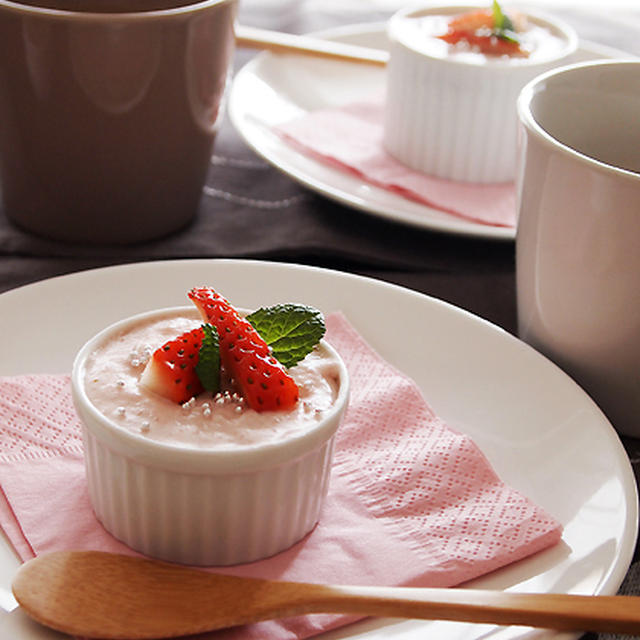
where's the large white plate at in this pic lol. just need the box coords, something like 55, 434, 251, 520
229, 24, 630, 241
0, 259, 637, 639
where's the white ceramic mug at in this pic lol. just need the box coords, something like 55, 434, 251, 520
516, 60, 640, 437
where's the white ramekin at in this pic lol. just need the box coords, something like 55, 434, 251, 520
383, 3, 578, 183
71, 306, 349, 566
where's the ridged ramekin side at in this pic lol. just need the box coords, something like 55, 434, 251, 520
83, 427, 336, 566
384, 42, 544, 183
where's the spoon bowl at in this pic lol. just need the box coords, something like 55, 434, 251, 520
12, 551, 640, 639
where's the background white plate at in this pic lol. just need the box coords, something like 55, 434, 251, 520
0, 259, 637, 639
229, 24, 629, 241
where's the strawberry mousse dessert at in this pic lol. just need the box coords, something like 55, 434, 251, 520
383, 1, 577, 183
72, 286, 349, 566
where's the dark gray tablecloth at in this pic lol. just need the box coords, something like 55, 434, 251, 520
1, 1, 639, 637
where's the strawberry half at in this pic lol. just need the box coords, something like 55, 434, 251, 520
140, 326, 205, 404
188, 286, 299, 412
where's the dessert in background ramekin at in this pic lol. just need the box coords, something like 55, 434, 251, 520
71, 304, 349, 566
383, 3, 578, 183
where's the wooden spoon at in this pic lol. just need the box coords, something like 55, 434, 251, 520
12, 551, 640, 639
234, 24, 389, 66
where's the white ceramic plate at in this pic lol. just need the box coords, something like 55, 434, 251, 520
0, 259, 637, 639
229, 24, 630, 241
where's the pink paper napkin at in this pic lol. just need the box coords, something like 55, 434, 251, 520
275, 101, 517, 227
0, 312, 560, 639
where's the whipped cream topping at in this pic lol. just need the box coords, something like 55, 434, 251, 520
83, 309, 341, 450
396, 13, 569, 65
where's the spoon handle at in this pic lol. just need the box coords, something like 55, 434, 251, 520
234, 24, 389, 66
12, 551, 640, 639
293, 583, 640, 635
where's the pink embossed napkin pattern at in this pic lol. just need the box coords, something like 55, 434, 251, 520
274, 101, 516, 227
0, 312, 560, 639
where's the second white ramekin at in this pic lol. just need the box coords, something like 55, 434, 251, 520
71, 306, 350, 566
383, 4, 578, 183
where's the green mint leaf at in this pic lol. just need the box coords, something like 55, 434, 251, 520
247, 304, 326, 369
498, 28, 519, 44
492, 0, 519, 43
195, 323, 220, 393
501, 14, 515, 32
492, 0, 502, 28
492, 0, 505, 30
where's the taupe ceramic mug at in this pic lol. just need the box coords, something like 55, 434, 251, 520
516, 60, 640, 438
0, 0, 236, 244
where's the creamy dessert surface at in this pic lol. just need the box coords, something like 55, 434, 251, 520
396, 13, 569, 64
83, 311, 341, 449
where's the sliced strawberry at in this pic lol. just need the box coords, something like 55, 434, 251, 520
188, 287, 299, 412
140, 326, 205, 404
447, 9, 494, 32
